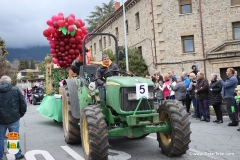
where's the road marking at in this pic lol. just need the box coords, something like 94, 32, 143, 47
109, 149, 131, 160
6, 154, 15, 160
147, 135, 218, 159
147, 135, 156, 140
61, 146, 85, 160
24, 150, 55, 160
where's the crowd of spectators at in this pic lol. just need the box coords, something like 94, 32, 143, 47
148, 66, 240, 130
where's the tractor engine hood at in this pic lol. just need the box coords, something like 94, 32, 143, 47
106, 76, 154, 87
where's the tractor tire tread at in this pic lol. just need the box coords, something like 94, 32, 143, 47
62, 86, 81, 144
157, 100, 191, 157
81, 105, 108, 160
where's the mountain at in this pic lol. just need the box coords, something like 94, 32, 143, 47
6, 46, 51, 62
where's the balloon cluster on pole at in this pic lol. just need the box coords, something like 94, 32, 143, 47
43, 12, 88, 68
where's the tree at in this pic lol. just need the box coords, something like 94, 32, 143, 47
18, 59, 29, 71
85, 0, 115, 33
30, 59, 36, 69
102, 48, 148, 77
37, 62, 45, 74
10, 59, 19, 72
0, 37, 11, 77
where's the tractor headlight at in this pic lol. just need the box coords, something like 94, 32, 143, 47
128, 92, 154, 100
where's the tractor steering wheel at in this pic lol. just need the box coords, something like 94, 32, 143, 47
103, 70, 120, 79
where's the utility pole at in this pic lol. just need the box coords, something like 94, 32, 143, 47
122, 0, 129, 71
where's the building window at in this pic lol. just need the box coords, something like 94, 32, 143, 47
94, 43, 96, 54
126, 20, 129, 34
179, 0, 192, 14
108, 35, 111, 46
90, 45, 92, 55
103, 37, 106, 48
231, 0, 240, 6
233, 22, 240, 39
115, 27, 119, 40
182, 36, 194, 52
138, 46, 142, 56
135, 12, 140, 28
99, 39, 102, 51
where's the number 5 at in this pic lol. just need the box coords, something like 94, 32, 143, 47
140, 85, 145, 94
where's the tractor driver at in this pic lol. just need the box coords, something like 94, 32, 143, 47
95, 54, 119, 87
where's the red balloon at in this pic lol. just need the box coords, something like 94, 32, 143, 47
67, 59, 72, 63
58, 12, 64, 16
51, 15, 57, 22
74, 21, 81, 28
69, 49, 75, 55
68, 25, 74, 32
50, 44, 55, 49
69, 14, 75, 19
60, 47, 65, 52
68, 17, 74, 25
53, 58, 58, 64
59, 41, 65, 47
65, 45, 70, 51
52, 54, 57, 58
71, 55, 76, 59
47, 37, 52, 41
75, 49, 80, 55
69, 37, 75, 44
47, 20, 53, 26
64, 38, 69, 43
75, 36, 81, 42
43, 29, 51, 37
57, 52, 62, 57
50, 49, 55, 54
61, 53, 66, 57
57, 20, 65, 27
76, 29, 82, 36
72, 44, 76, 49
77, 44, 82, 50
48, 26, 55, 33
64, 56, 68, 61
57, 15, 64, 21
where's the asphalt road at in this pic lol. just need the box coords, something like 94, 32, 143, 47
3, 103, 240, 160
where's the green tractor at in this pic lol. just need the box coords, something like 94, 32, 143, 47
62, 33, 191, 160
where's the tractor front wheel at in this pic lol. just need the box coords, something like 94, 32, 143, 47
80, 105, 109, 160
62, 86, 81, 144
156, 100, 191, 156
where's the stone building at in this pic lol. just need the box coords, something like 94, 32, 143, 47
86, 0, 240, 80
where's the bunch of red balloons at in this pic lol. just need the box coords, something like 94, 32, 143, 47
43, 12, 88, 68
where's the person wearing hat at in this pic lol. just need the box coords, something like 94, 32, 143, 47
95, 54, 119, 87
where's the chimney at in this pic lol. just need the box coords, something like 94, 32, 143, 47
115, 1, 120, 11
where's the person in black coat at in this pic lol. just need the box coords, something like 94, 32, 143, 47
209, 73, 223, 124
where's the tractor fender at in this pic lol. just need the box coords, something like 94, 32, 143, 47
65, 78, 81, 119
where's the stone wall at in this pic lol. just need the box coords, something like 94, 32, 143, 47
86, 0, 240, 78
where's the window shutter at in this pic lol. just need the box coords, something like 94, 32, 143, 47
180, 0, 191, 5
231, 0, 240, 6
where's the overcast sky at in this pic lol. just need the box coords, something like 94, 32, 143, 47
0, 0, 125, 48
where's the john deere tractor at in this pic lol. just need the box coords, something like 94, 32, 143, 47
62, 33, 191, 160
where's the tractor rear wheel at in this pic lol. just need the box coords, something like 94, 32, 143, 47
80, 105, 109, 160
62, 86, 81, 144
156, 100, 191, 156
